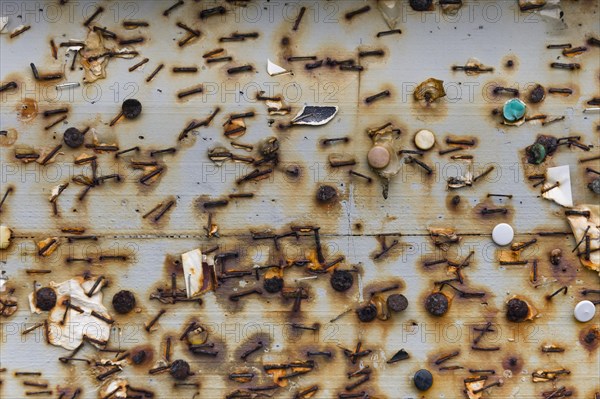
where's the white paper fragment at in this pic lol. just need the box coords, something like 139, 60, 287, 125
542, 165, 572, 207
182, 249, 203, 298
0, 272, 7, 292
31, 278, 112, 350
267, 59, 290, 76
566, 204, 600, 275
0, 17, 9, 33
377, 0, 401, 29
0, 226, 11, 249
182, 249, 216, 298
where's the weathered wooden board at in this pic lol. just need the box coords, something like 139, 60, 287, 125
0, 1, 599, 398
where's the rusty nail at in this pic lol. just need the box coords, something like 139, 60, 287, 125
146, 64, 164, 82
145, 309, 166, 332
241, 341, 263, 360
44, 116, 67, 130
129, 58, 149, 72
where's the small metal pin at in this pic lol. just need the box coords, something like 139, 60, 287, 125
550, 62, 580, 70
241, 341, 263, 360
405, 156, 433, 174
340, 64, 364, 72
229, 289, 262, 302
471, 346, 500, 351
499, 260, 528, 265
349, 170, 373, 183
365, 90, 390, 104
152, 201, 175, 222
579, 154, 600, 163
40, 145, 63, 166
150, 147, 177, 157
93, 26, 117, 40
129, 58, 149, 72
83, 6, 104, 26
473, 166, 495, 182
44, 116, 67, 131
206, 56, 232, 63
146, 64, 164, 82
173, 67, 198, 73
199, 6, 226, 19
123, 20, 149, 28
435, 351, 460, 365
345, 5, 371, 20
541, 182, 560, 194
145, 309, 166, 332
446, 137, 476, 146
511, 238, 537, 251
377, 29, 402, 37
292, 6, 306, 31
0, 81, 18, 92
176, 22, 201, 37
288, 56, 317, 62
163, 0, 184, 16
86, 276, 105, 297
227, 65, 254, 74
305, 60, 324, 70
10, 25, 31, 38
359, 50, 384, 58
439, 147, 463, 155
118, 37, 144, 46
